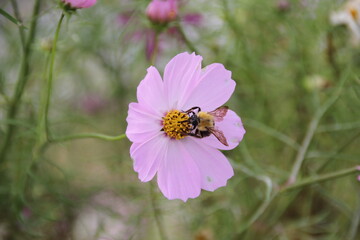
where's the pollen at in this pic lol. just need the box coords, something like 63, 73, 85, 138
162, 110, 190, 140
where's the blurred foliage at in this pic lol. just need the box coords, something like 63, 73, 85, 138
0, 0, 360, 239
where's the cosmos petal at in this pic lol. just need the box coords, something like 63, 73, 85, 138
126, 102, 163, 143
130, 133, 168, 182
137, 66, 168, 114
200, 110, 246, 150
186, 138, 234, 191
157, 139, 201, 201
163, 52, 202, 110
182, 63, 235, 112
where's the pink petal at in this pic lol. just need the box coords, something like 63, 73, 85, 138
137, 66, 168, 115
182, 63, 235, 112
126, 102, 163, 143
130, 133, 168, 182
200, 109, 245, 150
157, 139, 201, 201
78, 0, 96, 8
163, 52, 202, 110
186, 138, 234, 191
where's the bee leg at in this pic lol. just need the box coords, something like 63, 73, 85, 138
188, 133, 202, 138
188, 129, 203, 138
185, 106, 201, 114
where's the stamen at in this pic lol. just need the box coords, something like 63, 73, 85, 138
162, 110, 190, 140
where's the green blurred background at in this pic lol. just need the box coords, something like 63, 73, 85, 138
0, 0, 360, 239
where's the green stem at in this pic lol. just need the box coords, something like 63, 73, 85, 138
281, 166, 359, 193
10, 0, 26, 48
234, 165, 359, 235
0, 0, 42, 163
245, 119, 300, 151
235, 165, 275, 235
316, 132, 360, 172
50, 133, 126, 143
149, 183, 168, 240
176, 23, 198, 53
42, 13, 65, 141
287, 78, 345, 184
317, 121, 360, 133
150, 31, 159, 65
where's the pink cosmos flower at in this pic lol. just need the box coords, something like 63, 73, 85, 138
146, 0, 178, 24
126, 52, 246, 201
62, 0, 96, 9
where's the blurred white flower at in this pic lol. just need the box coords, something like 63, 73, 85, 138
330, 0, 360, 44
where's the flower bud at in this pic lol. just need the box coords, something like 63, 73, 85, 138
146, 0, 178, 24
62, 0, 96, 9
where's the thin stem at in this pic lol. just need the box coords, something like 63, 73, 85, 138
281, 166, 358, 193
234, 165, 359, 235
326, 31, 340, 79
176, 23, 198, 53
50, 133, 126, 143
10, 0, 26, 48
150, 31, 159, 65
233, 163, 275, 235
239, 141, 263, 174
0, 0, 42, 163
32, 52, 51, 160
317, 121, 360, 133
149, 183, 167, 240
42, 13, 65, 141
237, 194, 276, 236
245, 119, 300, 151
287, 79, 345, 184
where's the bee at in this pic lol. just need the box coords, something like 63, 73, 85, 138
184, 106, 229, 146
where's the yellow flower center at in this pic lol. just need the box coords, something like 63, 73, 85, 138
162, 110, 190, 140
349, 7, 359, 20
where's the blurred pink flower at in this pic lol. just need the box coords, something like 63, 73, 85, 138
117, 2, 202, 61
62, 0, 96, 9
146, 0, 178, 24
126, 52, 246, 201
182, 13, 203, 26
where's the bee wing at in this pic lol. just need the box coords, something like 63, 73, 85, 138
208, 127, 229, 146
208, 106, 229, 122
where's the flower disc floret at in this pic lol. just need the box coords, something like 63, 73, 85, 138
162, 110, 190, 140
